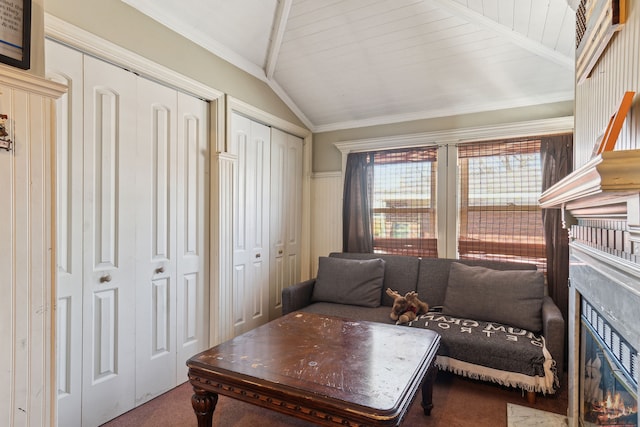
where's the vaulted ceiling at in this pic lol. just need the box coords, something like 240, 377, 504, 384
123, 0, 576, 132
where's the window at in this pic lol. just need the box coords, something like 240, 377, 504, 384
371, 147, 438, 256
339, 120, 572, 272
458, 139, 546, 270
359, 140, 546, 266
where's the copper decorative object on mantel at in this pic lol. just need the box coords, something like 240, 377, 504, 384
594, 91, 636, 155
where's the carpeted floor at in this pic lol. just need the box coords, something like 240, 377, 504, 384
101, 371, 568, 427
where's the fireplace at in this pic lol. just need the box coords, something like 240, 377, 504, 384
581, 299, 638, 426
539, 149, 640, 427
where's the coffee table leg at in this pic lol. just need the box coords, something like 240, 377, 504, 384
421, 364, 438, 416
191, 386, 219, 427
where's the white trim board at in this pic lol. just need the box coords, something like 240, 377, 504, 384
0, 64, 67, 97
44, 13, 224, 102
334, 116, 575, 154
226, 96, 311, 139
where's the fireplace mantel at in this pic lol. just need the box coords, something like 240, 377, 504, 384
540, 149, 640, 427
539, 149, 640, 241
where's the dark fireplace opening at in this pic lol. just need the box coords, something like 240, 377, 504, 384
581, 300, 638, 426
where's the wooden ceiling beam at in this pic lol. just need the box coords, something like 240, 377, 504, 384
431, 0, 574, 70
265, 0, 292, 79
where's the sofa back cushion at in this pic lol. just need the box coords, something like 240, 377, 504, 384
441, 262, 545, 332
416, 258, 537, 307
312, 256, 386, 307
329, 252, 420, 306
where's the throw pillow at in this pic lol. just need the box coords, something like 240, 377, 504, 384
312, 256, 386, 307
442, 262, 544, 331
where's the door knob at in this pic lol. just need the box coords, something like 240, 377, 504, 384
278, 250, 283, 255
155, 266, 165, 274
99, 274, 112, 283
255, 253, 261, 258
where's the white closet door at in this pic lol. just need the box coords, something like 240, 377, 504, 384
134, 78, 178, 404
269, 128, 303, 320
81, 55, 138, 426
230, 113, 271, 336
47, 40, 211, 424
175, 92, 209, 383
45, 40, 84, 427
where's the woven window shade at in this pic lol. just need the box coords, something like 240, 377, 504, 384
576, 0, 587, 47
458, 139, 546, 270
371, 147, 438, 257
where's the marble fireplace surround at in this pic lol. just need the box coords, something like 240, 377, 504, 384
540, 149, 640, 426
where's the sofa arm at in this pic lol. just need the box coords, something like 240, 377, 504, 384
282, 278, 316, 315
542, 295, 565, 375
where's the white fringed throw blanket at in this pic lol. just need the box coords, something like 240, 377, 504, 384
408, 311, 558, 394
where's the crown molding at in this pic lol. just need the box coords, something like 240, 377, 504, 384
120, 0, 268, 83
44, 13, 224, 101
314, 91, 575, 133
335, 116, 574, 154
226, 96, 310, 139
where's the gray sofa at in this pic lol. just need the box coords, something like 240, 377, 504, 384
283, 252, 564, 397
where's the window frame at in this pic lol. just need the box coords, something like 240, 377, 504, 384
370, 147, 439, 256
335, 117, 573, 258
457, 140, 546, 267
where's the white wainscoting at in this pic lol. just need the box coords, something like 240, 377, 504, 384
0, 68, 66, 427
209, 152, 236, 346
574, 3, 640, 168
310, 172, 343, 274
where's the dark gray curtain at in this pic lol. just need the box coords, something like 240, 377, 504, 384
541, 133, 573, 369
342, 152, 374, 253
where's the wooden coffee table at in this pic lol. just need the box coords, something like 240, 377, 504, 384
187, 312, 440, 427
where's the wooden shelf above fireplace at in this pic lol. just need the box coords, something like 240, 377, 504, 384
539, 149, 640, 239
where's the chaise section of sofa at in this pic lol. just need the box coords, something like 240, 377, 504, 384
282, 252, 565, 398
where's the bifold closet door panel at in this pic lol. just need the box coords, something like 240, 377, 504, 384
81, 55, 138, 427
45, 39, 85, 427
268, 128, 303, 320
230, 112, 271, 337
175, 91, 209, 383
134, 78, 179, 405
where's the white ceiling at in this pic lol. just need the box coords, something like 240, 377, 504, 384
122, 0, 576, 132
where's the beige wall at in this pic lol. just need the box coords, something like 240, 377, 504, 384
7, 0, 45, 77
44, 0, 305, 128
29, 0, 45, 77
313, 100, 574, 172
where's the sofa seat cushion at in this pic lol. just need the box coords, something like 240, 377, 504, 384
409, 312, 558, 394
312, 256, 386, 307
442, 262, 544, 332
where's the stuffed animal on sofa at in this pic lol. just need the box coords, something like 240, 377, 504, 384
386, 288, 429, 325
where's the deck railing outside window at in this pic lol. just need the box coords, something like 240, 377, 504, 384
458, 139, 546, 270
371, 147, 438, 257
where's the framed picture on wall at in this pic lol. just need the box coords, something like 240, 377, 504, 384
0, 0, 31, 70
